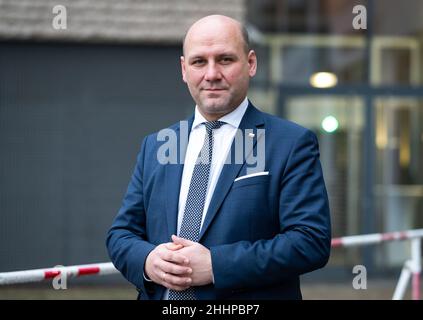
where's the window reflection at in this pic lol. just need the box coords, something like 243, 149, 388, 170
247, 0, 423, 272
375, 98, 423, 266
285, 96, 364, 266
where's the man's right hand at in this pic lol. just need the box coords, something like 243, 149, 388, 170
144, 242, 193, 291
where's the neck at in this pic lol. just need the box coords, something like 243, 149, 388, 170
202, 113, 226, 121
198, 106, 238, 122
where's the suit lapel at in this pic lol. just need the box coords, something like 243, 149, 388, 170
199, 102, 265, 241
165, 115, 194, 240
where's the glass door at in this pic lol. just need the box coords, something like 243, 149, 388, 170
374, 97, 423, 267
283, 95, 365, 266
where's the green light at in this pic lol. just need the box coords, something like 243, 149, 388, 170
322, 116, 339, 133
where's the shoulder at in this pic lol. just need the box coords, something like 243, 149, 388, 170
139, 116, 192, 152
252, 106, 321, 161
145, 120, 180, 141
251, 103, 315, 141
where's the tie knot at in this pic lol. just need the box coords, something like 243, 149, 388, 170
203, 121, 225, 134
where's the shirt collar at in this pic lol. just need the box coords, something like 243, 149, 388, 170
191, 97, 249, 131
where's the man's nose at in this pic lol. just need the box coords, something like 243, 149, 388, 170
204, 62, 222, 81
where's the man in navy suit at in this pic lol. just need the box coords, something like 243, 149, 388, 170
106, 14, 331, 300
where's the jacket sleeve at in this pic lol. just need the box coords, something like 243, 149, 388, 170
106, 135, 156, 296
210, 129, 331, 290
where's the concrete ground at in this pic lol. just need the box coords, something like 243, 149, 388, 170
302, 280, 407, 300
0, 278, 419, 300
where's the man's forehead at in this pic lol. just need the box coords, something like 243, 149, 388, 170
187, 29, 239, 45
184, 35, 243, 57
186, 49, 238, 60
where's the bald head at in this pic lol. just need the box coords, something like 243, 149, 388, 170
183, 15, 250, 56
180, 14, 257, 121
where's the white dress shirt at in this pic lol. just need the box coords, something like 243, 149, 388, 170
177, 97, 249, 234
161, 97, 249, 299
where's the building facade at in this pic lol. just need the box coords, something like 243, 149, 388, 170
1, 0, 422, 281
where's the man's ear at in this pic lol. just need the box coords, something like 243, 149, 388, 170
181, 56, 187, 83
247, 50, 257, 77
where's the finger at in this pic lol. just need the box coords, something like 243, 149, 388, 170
158, 269, 191, 291
160, 249, 189, 265
171, 235, 195, 247
162, 271, 192, 287
160, 260, 192, 275
165, 243, 183, 251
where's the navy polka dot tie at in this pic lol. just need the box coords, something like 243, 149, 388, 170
168, 121, 225, 300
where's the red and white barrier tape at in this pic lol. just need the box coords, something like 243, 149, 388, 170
331, 229, 423, 300
1, 229, 423, 286
0, 262, 118, 285
331, 229, 423, 248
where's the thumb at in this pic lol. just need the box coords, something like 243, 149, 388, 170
172, 235, 195, 247
165, 242, 183, 251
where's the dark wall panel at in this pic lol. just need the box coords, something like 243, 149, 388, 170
0, 42, 193, 275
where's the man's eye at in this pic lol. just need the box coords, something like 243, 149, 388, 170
221, 57, 234, 63
192, 60, 205, 65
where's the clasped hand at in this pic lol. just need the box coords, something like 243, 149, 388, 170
145, 235, 213, 291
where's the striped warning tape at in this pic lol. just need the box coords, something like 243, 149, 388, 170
0, 262, 118, 285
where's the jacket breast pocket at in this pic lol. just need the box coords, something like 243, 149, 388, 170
225, 174, 276, 239
231, 174, 270, 189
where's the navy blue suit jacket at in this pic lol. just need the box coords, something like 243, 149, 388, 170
106, 102, 331, 300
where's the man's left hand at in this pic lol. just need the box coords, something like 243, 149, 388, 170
171, 235, 213, 286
